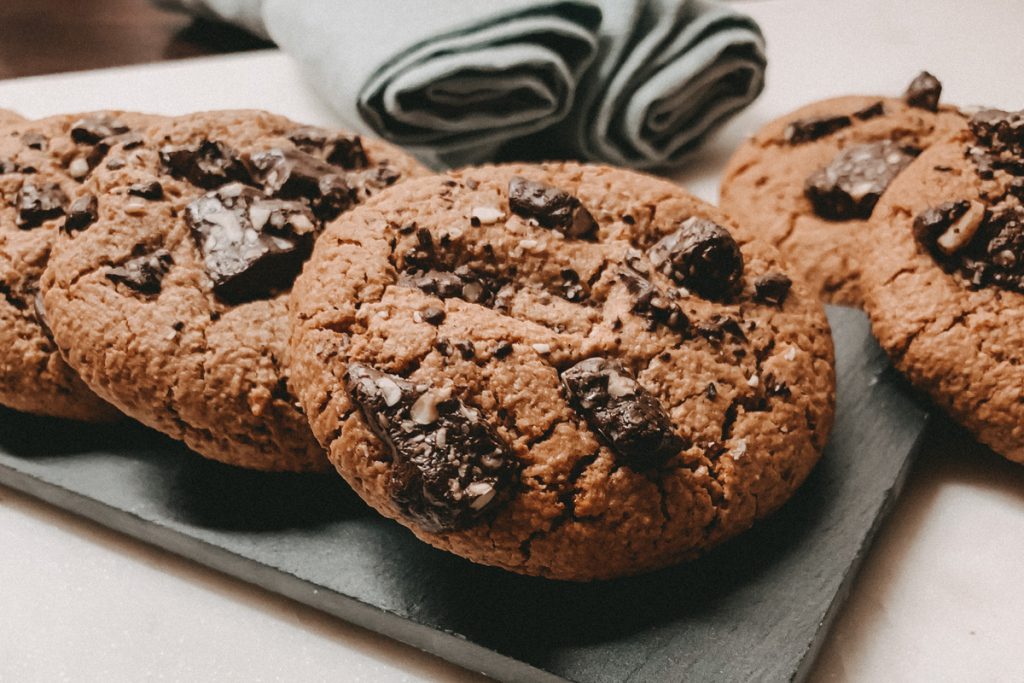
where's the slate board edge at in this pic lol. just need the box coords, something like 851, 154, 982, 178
792, 413, 930, 682
0, 463, 564, 683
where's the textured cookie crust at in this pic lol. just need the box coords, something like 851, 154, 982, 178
0, 112, 150, 421
721, 93, 965, 305
863, 127, 1024, 463
0, 110, 25, 126
43, 110, 427, 470
290, 163, 835, 580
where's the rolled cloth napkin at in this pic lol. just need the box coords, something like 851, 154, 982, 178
155, 0, 766, 169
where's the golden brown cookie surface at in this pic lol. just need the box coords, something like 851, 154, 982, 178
290, 163, 835, 579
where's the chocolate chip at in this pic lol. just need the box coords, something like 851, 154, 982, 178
494, 341, 513, 359
784, 114, 851, 144
853, 101, 885, 121
288, 127, 370, 170
649, 217, 744, 300
16, 181, 67, 228
70, 114, 130, 144
970, 109, 1024, 152
106, 249, 173, 294
561, 358, 686, 468
968, 109, 1024, 176
421, 306, 445, 325
245, 148, 355, 220
62, 194, 98, 233
455, 340, 475, 360
160, 140, 250, 189
559, 267, 586, 302
903, 71, 942, 112
21, 132, 46, 150
914, 200, 1024, 292
127, 180, 164, 200
399, 268, 497, 307
913, 200, 972, 250
185, 183, 318, 303
695, 315, 747, 344
507, 176, 597, 238
619, 269, 690, 333
753, 272, 793, 306
345, 363, 518, 531
705, 382, 718, 400
804, 140, 916, 220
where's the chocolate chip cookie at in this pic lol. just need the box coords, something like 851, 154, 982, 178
42, 110, 427, 470
0, 112, 158, 420
863, 109, 1024, 463
720, 72, 966, 305
289, 163, 836, 580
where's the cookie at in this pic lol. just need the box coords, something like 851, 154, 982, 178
0, 110, 25, 126
0, 112, 159, 420
720, 72, 966, 305
42, 110, 427, 470
862, 109, 1024, 463
289, 163, 836, 580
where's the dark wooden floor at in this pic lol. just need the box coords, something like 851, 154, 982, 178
0, 0, 271, 80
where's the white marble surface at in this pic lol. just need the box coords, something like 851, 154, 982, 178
2, 1, 1023, 680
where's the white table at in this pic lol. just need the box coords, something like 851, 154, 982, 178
2, 1, 1023, 680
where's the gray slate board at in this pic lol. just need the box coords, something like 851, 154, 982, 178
0, 307, 928, 682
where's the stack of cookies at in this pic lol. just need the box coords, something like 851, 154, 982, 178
722, 73, 1024, 464
1, 108, 837, 580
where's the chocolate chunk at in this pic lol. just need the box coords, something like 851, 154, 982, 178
21, 132, 46, 150
914, 200, 1024, 292
619, 269, 690, 333
399, 268, 496, 306
494, 341, 513, 359
454, 340, 475, 360
106, 249, 173, 294
62, 194, 98, 233
913, 200, 972, 251
804, 140, 917, 220
705, 382, 718, 400
784, 114, 851, 144
70, 114, 130, 144
559, 267, 586, 302
128, 180, 164, 200
288, 127, 369, 169
185, 183, 318, 303
160, 140, 250, 189
561, 358, 686, 468
695, 315, 747, 344
245, 148, 355, 220
970, 109, 1024, 151
649, 217, 744, 300
968, 109, 1024, 176
507, 176, 597, 238
16, 181, 68, 228
753, 272, 793, 306
903, 71, 942, 112
853, 101, 885, 121
420, 306, 445, 325
345, 363, 517, 531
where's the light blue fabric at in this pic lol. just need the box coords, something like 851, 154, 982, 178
154, 0, 765, 169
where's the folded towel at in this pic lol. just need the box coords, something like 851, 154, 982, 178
155, 0, 766, 170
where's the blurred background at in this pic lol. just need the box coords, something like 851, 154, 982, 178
0, 0, 270, 79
